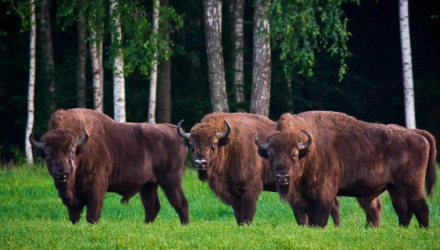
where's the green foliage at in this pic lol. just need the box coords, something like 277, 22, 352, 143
270, 0, 359, 81
111, 0, 183, 78
0, 166, 439, 249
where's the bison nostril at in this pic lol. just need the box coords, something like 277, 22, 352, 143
55, 171, 68, 180
276, 174, 290, 185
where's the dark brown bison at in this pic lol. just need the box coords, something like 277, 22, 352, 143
177, 112, 375, 226
29, 108, 189, 225
255, 111, 437, 228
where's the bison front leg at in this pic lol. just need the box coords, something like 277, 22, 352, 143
310, 200, 332, 228
292, 210, 309, 226
237, 193, 258, 225
140, 183, 161, 224
85, 185, 106, 224
67, 204, 84, 224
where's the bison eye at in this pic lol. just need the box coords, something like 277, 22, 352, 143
268, 153, 273, 161
211, 143, 218, 150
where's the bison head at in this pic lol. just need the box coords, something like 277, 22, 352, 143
255, 130, 311, 195
177, 120, 231, 175
29, 128, 89, 186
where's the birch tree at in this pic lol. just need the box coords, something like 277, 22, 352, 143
232, 0, 245, 109
110, 0, 126, 122
148, 0, 160, 123
250, 0, 271, 117
203, 0, 229, 112
77, 9, 87, 108
157, 0, 171, 124
399, 0, 416, 128
38, 0, 57, 113
90, 26, 104, 112
25, 0, 36, 164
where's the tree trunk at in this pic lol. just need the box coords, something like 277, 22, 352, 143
110, 0, 126, 122
232, 0, 245, 109
156, 0, 171, 124
203, 0, 229, 112
25, 0, 36, 164
250, 0, 271, 117
38, 0, 56, 113
286, 78, 293, 114
148, 0, 160, 124
399, 0, 416, 128
77, 12, 87, 108
89, 27, 104, 112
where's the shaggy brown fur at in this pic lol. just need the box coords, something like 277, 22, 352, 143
31, 108, 189, 225
258, 111, 436, 228
180, 112, 345, 226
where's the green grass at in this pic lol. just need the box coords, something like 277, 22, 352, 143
0, 165, 439, 249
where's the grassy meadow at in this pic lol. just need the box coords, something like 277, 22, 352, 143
0, 164, 439, 249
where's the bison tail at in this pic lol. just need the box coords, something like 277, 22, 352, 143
415, 129, 437, 197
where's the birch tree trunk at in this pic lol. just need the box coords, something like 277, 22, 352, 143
110, 0, 126, 122
77, 11, 87, 108
90, 26, 104, 112
38, 0, 57, 113
203, 0, 229, 112
157, 0, 171, 124
399, 0, 416, 129
232, 0, 245, 108
25, 0, 36, 164
148, 0, 160, 123
250, 0, 271, 117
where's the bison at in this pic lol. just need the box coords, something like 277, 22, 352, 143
29, 108, 189, 225
177, 112, 378, 226
255, 111, 436, 228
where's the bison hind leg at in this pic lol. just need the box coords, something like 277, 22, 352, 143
357, 197, 382, 228
388, 185, 413, 227
330, 198, 341, 227
120, 197, 129, 204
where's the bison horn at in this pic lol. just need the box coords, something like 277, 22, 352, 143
298, 130, 312, 150
177, 120, 190, 139
75, 128, 89, 146
254, 130, 269, 150
29, 133, 45, 150
217, 120, 231, 139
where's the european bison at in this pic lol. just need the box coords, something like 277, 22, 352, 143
177, 112, 368, 226
255, 111, 436, 228
29, 108, 189, 225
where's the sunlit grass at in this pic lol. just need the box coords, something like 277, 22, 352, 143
0, 164, 439, 249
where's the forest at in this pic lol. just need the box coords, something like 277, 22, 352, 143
0, 0, 439, 163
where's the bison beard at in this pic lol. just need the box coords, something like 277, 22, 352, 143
257, 111, 436, 228
30, 108, 189, 225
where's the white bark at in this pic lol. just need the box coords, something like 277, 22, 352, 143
399, 0, 416, 129
203, 0, 229, 112
250, 0, 271, 117
90, 27, 104, 112
148, 0, 160, 124
233, 0, 245, 105
110, 0, 126, 122
25, 0, 36, 164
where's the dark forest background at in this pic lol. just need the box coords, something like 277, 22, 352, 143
0, 0, 439, 162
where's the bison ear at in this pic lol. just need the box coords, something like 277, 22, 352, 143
218, 137, 231, 147
298, 148, 309, 159
258, 148, 269, 159
33, 148, 44, 158
182, 139, 190, 147
76, 145, 87, 155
